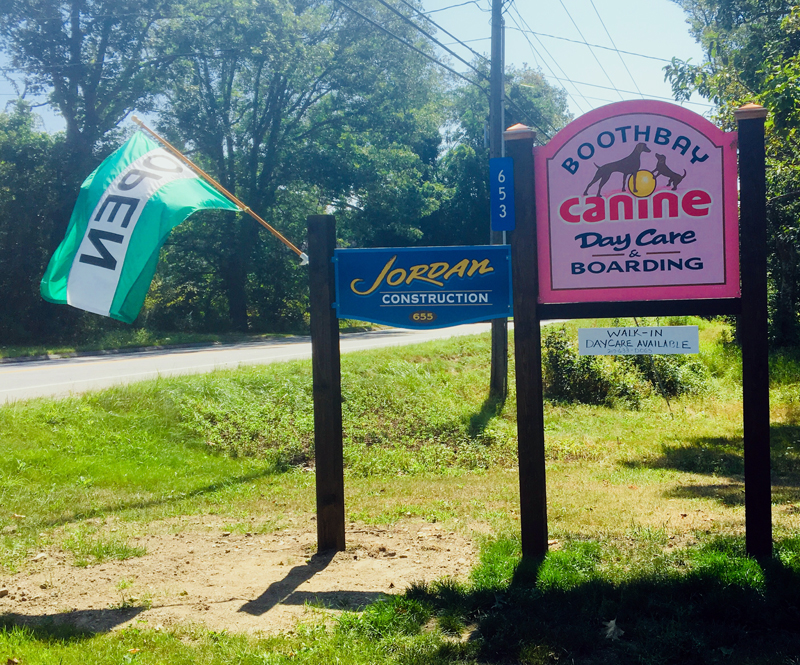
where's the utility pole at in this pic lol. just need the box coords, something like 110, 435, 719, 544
489, 0, 508, 400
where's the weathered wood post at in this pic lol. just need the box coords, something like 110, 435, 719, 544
308, 214, 345, 552
735, 103, 772, 559
506, 125, 548, 559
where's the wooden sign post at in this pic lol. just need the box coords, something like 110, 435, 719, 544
308, 214, 345, 552
506, 126, 549, 559
307, 218, 514, 553
735, 104, 772, 558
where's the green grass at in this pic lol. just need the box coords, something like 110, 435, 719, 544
0, 599, 477, 664
0, 329, 278, 359
2, 320, 797, 568
2, 537, 800, 663
405, 533, 800, 664
1, 319, 800, 662
62, 527, 147, 568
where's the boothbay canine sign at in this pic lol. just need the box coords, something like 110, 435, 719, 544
334, 246, 512, 328
578, 326, 699, 355
534, 100, 740, 303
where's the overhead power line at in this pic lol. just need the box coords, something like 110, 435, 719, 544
8, 4, 678, 68
590, 0, 643, 98
370, 0, 488, 81
496, 15, 569, 138
350, 0, 551, 139
506, 3, 590, 113
423, 1, 490, 14
333, 0, 489, 93
517, 30, 673, 62
396, 0, 490, 66
446, 31, 675, 63
442, 37, 490, 45
558, 0, 623, 101
528, 78, 714, 107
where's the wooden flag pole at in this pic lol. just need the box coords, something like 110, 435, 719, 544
131, 116, 308, 265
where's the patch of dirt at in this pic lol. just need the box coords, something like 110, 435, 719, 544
0, 520, 475, 635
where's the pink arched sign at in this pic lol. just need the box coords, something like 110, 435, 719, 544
534, 100, 740, 303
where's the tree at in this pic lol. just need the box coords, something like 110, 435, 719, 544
0, 0, 181, 250
666, 1, 800, 346
0, 104, 65, 342
419, 63, 571, 247
155, 0, 447, 331
0, 0, 180, 164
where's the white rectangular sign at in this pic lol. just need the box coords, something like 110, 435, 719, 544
578, 326, 699, 355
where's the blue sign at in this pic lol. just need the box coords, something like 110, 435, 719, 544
334, 245, 512, 329
490, 157, 515, 231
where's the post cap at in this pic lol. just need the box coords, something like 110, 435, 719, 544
733, 103, 768, 121
504, 123, 536, 141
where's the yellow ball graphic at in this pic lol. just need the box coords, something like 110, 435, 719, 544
627, 170, 656, 197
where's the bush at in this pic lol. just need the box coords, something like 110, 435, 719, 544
541, 327, 647, 408
626, 353, 711, 398
542, 326, 712, 407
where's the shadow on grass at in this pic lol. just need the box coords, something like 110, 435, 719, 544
237, 550, 387, 617
408, 536, 800, 664
666, 482, 747, 505
621, 423, 800, 507
41, 467, 280, 529
468, 394, 505, 438
624, 435, 746, 477
1, 606, 144, 636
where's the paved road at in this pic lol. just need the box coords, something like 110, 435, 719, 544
0, 323, 505, 403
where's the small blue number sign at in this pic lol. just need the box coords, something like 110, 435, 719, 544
490, 157, 515, 232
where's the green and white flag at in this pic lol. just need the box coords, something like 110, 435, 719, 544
41, 132, 240, 323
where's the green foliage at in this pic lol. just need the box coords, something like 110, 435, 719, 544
700, 322, 743, 384
625, 353, 711, 398
0, 326, 751, 574
535, 541, 603, 591
0, 105, 70, 342
0, 332, 798, 663
666, 0, 800, 346
541, 327, 647, 408
0, 0, 573, 342
689, 538, 766, 591
156, 0, 449, 331
542, 325, 714, 406
470, 534, 522, 591
420, 63, 571, 248
177, 367, 315, 467
0, 0, 170, 154
174, 334, 518, 473
0, 616, 481, 664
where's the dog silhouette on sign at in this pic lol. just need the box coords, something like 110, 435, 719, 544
583, 142, 651, 196
652, 153, 687, 190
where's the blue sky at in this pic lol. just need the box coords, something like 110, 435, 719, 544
423, 0, 710, 119
1, 0, 710, 133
